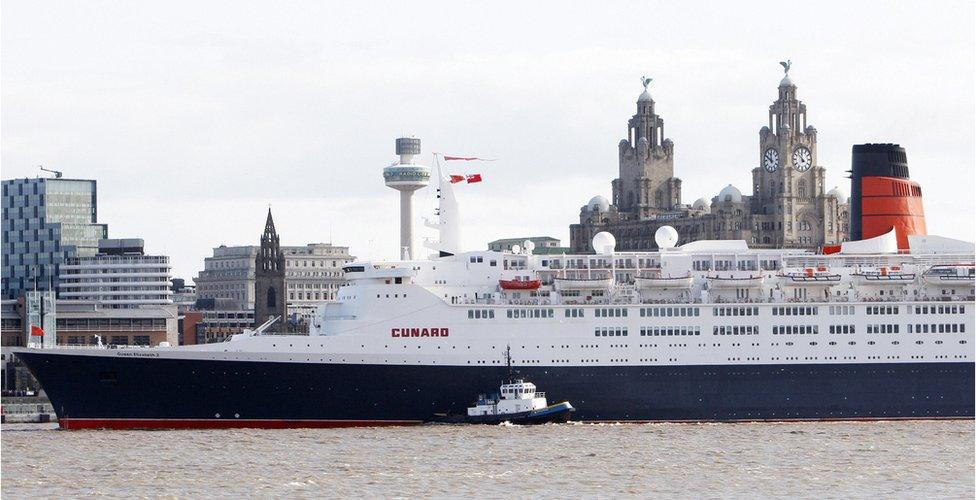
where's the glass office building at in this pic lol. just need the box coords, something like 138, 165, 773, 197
1, 178, 108, 299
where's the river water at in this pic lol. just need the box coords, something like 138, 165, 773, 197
2, 421, 973, 498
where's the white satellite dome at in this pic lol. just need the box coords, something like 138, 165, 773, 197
692, 197, 709, 210
587, 195, 610, 212
718, 184, 743, 203
826, 186, 848, 204
654, 226, 679, 249
591, 231, 617, 254
523, 240, 536, 253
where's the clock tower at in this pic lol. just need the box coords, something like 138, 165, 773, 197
612, 77, 680, 219
751, 62, 828, 247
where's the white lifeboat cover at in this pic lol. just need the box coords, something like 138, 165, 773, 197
839, 228, 898, 254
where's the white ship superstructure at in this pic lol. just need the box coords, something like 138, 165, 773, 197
311, 229, 974, 370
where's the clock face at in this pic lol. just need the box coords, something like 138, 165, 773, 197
763, 148, 780, 172
793, 147, 812, 172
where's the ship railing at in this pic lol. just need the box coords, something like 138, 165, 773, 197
54, 343, 164, 349
457, 293, 974, 308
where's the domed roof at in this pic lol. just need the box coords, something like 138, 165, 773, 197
638, 89, 653, 102
587, 195, 610, 212
692, 197, 709, 210
826, 186, 848, 204
718, 184, 742, 203
779, 74, 795, 87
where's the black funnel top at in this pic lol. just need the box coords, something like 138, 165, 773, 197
849, 143, 911, 241
851, 143, 909, 180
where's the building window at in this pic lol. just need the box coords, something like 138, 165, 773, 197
267, 287, 277, 307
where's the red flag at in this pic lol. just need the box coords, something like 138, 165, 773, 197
449, 175, 465, 184
30, 324, 44, 337
466, 174, 482, 184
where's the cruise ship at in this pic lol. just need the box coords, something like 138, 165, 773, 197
14, 145, 976, 429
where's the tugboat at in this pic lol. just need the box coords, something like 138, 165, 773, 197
463, 346, 575, 425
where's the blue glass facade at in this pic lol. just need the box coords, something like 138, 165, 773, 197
1, 178, 108, 299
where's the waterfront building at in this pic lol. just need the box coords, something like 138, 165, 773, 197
570, 67, 849, 252
1, 298, 177, 347
194, 245, 258, 311
58, 238, 173, 308
178, 311, 203, 346
198, 309, 254, 344
193, 212, 354, 338
1, 177, 108, 299
488, 237, 570, 255
170, 278, 198, 314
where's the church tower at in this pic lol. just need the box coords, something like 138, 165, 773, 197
254, 208, 286, 330
613, 77, 680, 219
751, 62, 828, 247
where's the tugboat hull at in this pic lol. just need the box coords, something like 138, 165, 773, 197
466, 402, 575, 425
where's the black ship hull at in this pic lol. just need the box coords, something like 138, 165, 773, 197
15, 351, 974, 429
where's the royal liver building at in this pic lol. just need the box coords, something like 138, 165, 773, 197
570, 64, 850, 252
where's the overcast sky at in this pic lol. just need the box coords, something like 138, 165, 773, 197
2, 1, 974, 281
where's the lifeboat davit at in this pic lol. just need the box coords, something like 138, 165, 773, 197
499, 279, 541, 290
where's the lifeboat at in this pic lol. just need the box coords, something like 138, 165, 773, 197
921, 264, 976, 286
779, 270, 841, 284
705, 274, 765, 288
499, 278, 541, 290
634, 274, 694, 289
852, 270, 916, 286
553, 276, 614, 291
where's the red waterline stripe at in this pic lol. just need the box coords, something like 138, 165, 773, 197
59, 418, 424, 430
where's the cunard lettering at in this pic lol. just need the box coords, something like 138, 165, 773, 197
391, 328, 449, 338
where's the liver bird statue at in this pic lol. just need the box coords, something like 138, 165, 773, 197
641, 76, 652, 90
779, 60, 792, 74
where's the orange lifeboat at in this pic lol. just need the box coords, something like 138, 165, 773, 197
499, 279, 541, 290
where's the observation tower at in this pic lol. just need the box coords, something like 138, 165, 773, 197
383, 137, 430, 259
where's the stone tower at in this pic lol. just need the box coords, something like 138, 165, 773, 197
751, 63, 830, 247
613, 78, 680, 219
254, 208, 286, 330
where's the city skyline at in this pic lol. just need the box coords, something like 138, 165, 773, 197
2, 1, 974, 281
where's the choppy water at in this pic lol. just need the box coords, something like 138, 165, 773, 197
2, 421, 973, 498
